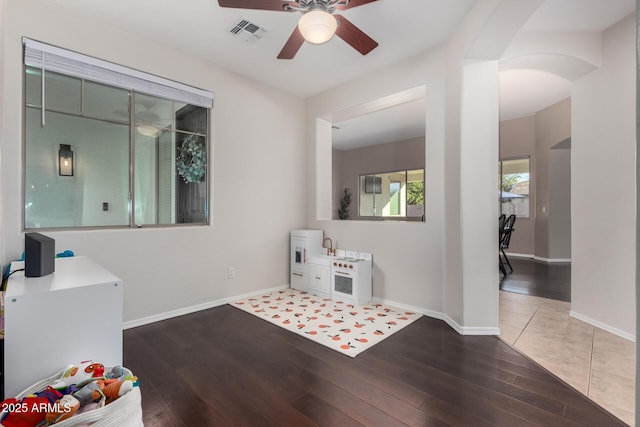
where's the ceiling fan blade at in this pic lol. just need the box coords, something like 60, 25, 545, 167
277, 27, 305, 59
335, 0, 378, 10
218, 0, 295, 11
334, 14, 378, 56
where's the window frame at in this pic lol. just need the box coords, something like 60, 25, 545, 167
357, 168, 425, 222
498, 156, 530, 219
22, 41, 213, 231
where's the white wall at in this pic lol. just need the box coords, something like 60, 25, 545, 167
0, 0, 5, 269
1, 0, 306, 323
548, 147, 571, 260
534, 98, 572, 260
306, 49, 448, 316
304, 1, 508, 333
572, 13, 636, 338
460, 60, 500, 329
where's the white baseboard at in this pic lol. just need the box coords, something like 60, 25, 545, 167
533, 256, 571, 263
569, 311, 636, 342
123, 284, 290, 330
372, 297, 500, 336
505, 252, 534, 259
125, 288, 501, 336
505, 252, 571, 263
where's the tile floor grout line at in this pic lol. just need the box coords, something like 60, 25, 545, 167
512, 299, 546, 347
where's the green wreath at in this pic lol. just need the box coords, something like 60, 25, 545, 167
177, 134, 206, 183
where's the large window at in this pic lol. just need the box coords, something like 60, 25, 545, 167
499, 157, 530, 218
359, 169, 424, 220
23, 39, 213, 229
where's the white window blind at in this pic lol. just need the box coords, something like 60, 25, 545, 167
23, 37, 214, 109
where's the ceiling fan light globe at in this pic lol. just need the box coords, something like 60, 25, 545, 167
137, 125, 160, 138
298, 10, 337, 45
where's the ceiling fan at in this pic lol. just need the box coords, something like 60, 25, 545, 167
218, 0, 379, 59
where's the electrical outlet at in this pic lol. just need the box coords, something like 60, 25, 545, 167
228, 267, 236, 279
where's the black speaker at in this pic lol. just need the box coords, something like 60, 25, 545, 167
25, 232, 55, 277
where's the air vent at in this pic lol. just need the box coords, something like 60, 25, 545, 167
229, 19, 266, 43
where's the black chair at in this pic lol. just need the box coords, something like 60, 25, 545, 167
499, 214, 516, 275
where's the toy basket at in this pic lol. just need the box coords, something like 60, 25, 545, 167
7, 366, 143, 427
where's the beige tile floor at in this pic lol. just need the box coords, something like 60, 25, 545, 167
499, 291, 636, 426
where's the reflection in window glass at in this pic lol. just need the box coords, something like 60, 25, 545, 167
45, 71, 82, 113
24, 66, 209, 229
407, 169, 424, 218
84, 81, 130, 123
499, 157, 530, 218
25, 68, 42, 106
25, 108, 130, 228
359, 169, 424, 220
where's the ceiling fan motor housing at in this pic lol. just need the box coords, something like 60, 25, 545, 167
284, 0, 348, 14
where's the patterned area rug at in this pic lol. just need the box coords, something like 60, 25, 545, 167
230, 289, 422, 357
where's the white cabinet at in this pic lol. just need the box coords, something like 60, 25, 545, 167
290, 271, 306, 292
307, 263, 330, 299
4, 256, 122, 397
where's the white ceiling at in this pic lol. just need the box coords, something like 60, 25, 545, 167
40, 0, 635, 141
333, 98, 425, 150
499, 0, 635, 121
41, 0, 474, 98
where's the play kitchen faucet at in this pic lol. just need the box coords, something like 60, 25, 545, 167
323, 237, 336, 256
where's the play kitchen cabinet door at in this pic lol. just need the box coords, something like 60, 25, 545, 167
3, 256, 123, 398
290, 270, 306, 292
307, 263, 330, 299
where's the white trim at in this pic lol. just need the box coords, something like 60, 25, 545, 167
569, 311, 636, 342
23, 37, 214, 108
123, 285, 289, 330
504, 252, 534, 259
372, 297, 500, 336
125, 289, 502, 335
505, 252, 571, 263
533, 256, 571, 263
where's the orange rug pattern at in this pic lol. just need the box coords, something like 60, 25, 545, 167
230, 289, 422, 357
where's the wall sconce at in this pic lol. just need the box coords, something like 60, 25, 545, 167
58, 144, 74, 176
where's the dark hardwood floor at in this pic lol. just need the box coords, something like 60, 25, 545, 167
123, 303, 624, 426
500, 257, 571, 302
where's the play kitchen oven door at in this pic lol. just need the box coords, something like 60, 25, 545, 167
331, 256, 372, 305
332, 267, 356, 302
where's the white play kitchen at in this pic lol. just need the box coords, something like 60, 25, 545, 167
290, 229, 373, 306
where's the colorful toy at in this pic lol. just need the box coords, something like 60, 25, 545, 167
105, 366, 125, 380
35, 385, 63, 403
96, 379, 133, 404
0, 397, 49, 427
40, 363, 137, 424
72, 381, 105, 406
45, 394, 80, 424
51, 360, 105, 390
